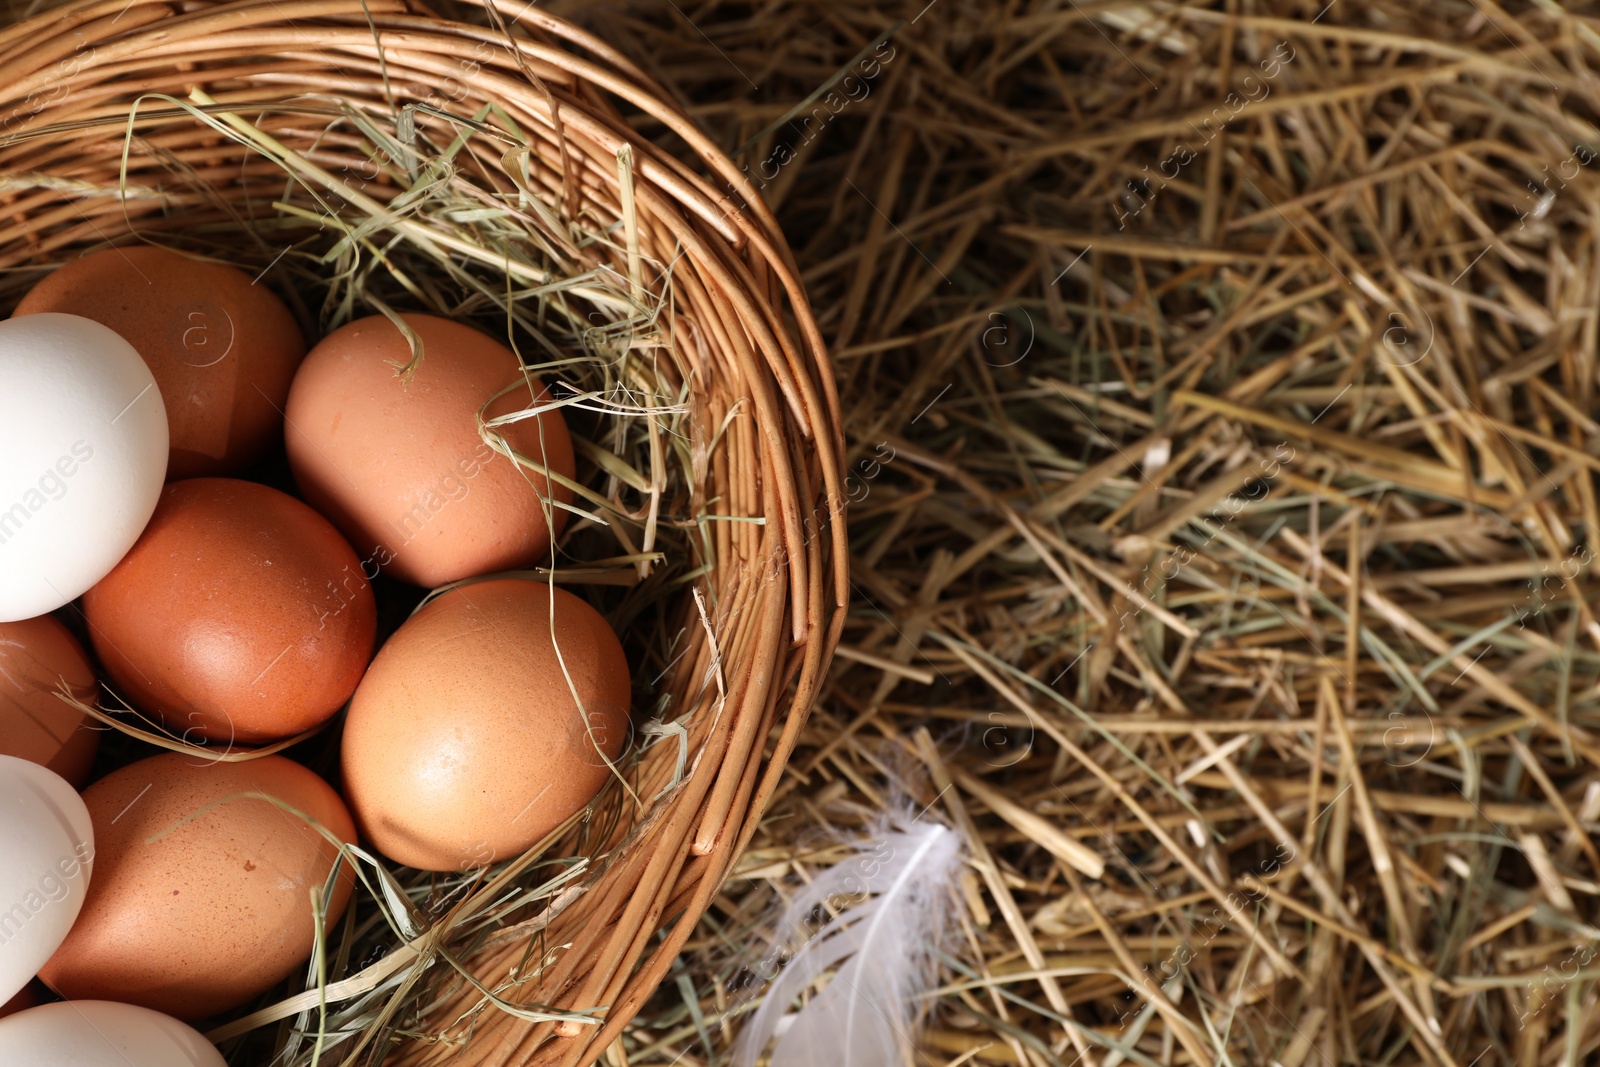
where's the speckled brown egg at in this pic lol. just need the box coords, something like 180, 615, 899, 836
0, 616, 100, 787
341, 579, 630, 871
82, 478, 375, 744
283, 313, 575, 588
15, 246, 305, 479
38, 753, 355, 1020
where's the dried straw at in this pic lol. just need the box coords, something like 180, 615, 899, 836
557, 1, 1600, 1066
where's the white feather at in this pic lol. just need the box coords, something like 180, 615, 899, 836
732, 814, 965, 1067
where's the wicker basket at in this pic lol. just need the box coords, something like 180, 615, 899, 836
0, 2, 846, 1063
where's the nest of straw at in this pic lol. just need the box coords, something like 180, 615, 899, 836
0, 1, 846, 1065
536, 1, 1600, 1065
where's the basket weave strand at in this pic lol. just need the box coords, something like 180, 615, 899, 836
0, 1, 847, 1064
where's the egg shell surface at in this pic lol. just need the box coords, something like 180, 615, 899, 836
0, 999, 225, 1066
0, 616, 100, 787
341, 579, 630, 871
0, 313, 168, 622
15, 246, 305, 480
0, 983, 39, 1019
82, 478, 375, 744
284, 313, 575, 587
0, 754, 95, 1008
38, 753, 356, 1020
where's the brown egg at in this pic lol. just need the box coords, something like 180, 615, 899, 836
283, 313, 575, 588
15, 245, 305, 479
342, 579, 630, 871
0, 616, 100, 787
39, 753, 356, 1020
82, 478, 375, 744
0, 983, 38, 1020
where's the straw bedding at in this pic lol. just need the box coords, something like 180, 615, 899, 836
3, 0, 1597, 1062
547, 1, 1600, 1064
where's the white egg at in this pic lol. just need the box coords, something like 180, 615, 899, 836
0, 755, 93, 1005
0, 1000, 224, 1066
0, 313, 168, 622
